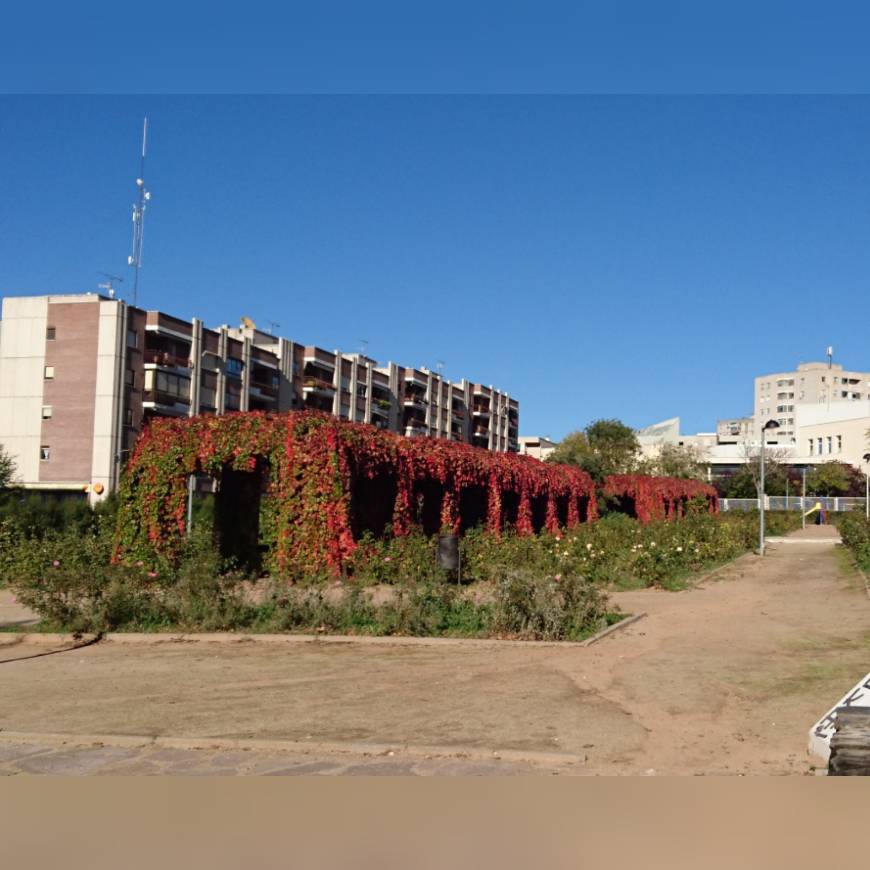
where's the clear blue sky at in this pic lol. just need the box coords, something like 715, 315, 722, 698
4, 96, 870, 439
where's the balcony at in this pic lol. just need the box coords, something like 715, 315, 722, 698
144, 349, 193, 369
404, 372, 428, 389
472, 406, 490, 417
404, 422, 427, 437
302, 376, 336, 395
250, 380, 279, 401
142, 391, 191, 416
403, 394, 428, 409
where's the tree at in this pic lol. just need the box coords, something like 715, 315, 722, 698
548, 419, 639, 481
737, 441, 791, 497
806, 462, 851, 497
643, 442, 707, 480
0, 444, 16, 491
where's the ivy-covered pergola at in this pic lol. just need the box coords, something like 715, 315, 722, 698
114, 411, 599, 576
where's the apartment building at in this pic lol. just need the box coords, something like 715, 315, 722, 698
0, 294, 519, 502
716, 416, 752, 444
754, 362, 870, 444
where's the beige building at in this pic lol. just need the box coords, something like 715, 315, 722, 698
0, 294, 519, 502
517, 436, 557, 462
790, 401, 870, 470
754, 361, 870, 444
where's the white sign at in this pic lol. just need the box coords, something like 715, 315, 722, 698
808, 672, 870, 761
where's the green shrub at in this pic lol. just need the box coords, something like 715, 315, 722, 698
490, 571, 611, 640
835, 510, 870, 570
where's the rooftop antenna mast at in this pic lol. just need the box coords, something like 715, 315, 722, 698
128, 117, 151, 308
360, 339, 369, 357
98, 272, 124, 299
267, 321, 281, 335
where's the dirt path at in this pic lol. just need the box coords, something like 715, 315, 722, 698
1, 524, 867, 775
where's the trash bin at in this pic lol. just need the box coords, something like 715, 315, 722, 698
437, 533, 460, 576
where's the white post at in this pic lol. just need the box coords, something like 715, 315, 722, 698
760, 429, 766, 556
802, 468, 807, 530
187, 474, 194, 537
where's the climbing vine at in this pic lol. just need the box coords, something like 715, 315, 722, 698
602, 474, 718, 524
114, 411, 598, 577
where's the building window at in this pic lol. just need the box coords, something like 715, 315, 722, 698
818, 437, 823, 454
225, 357, 244, 378
125, 369, 135, 388
808, 439, 814, 455
125, 407, 133, 426
827, 436, 833, 454
40, 446, 50, 461
44, 366, 54, 379
41, 406, 52, 419
127, 329, 138, 349
837, 435, 843, 452
46, 326, 56, 340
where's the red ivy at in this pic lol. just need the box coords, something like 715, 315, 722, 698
114, 411, 598, 577
602, 474, 719, 524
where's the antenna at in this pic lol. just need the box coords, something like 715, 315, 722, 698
267, 320, 281, 335
98, 272, 124, 300
436, 359, 445, 377
826, 345, 833, 368
128, 117, 151, 308
360, 339, 369, 357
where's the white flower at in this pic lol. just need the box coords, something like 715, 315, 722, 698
676, 546, 683, 553
586, 543, 593, 550
650, 542, 656, 548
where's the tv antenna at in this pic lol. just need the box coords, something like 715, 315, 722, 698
127, 117, 151, 308
360, 339, 369, 357
436, 359, 445, 377
267, 320, 281, 335
98, 272, 124, 299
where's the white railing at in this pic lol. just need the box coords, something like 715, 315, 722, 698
720, 497, 867, 512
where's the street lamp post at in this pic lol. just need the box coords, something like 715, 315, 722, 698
863, 453, 870, 521
186, 350, 224, 537
759, 419, 780, 556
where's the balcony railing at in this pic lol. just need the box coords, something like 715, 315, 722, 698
472, 406, 490, 416
403, 395, 427, 408
302, 376, 336, 392
144, 349, 193, 368
251, 381, 279, 399
143, 390, 191, 412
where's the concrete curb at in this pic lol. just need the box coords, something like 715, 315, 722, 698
0, 614, 646, 651
580, 612, 646, 646
0, 730, 585, 768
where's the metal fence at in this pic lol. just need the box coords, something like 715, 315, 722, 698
720, 497, 867, 513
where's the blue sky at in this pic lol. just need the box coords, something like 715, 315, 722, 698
4, 96, 870, 439
4, 1, 870, 93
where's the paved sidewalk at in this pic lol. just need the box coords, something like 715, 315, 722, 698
0, 737, 554, 776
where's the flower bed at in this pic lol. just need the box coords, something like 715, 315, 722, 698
114, 411, 598, 577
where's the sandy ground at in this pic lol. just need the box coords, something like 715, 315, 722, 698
0, 524, 867, 775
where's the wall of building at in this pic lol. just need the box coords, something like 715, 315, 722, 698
0, 293, 520, 501
0, 296, 49, 488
